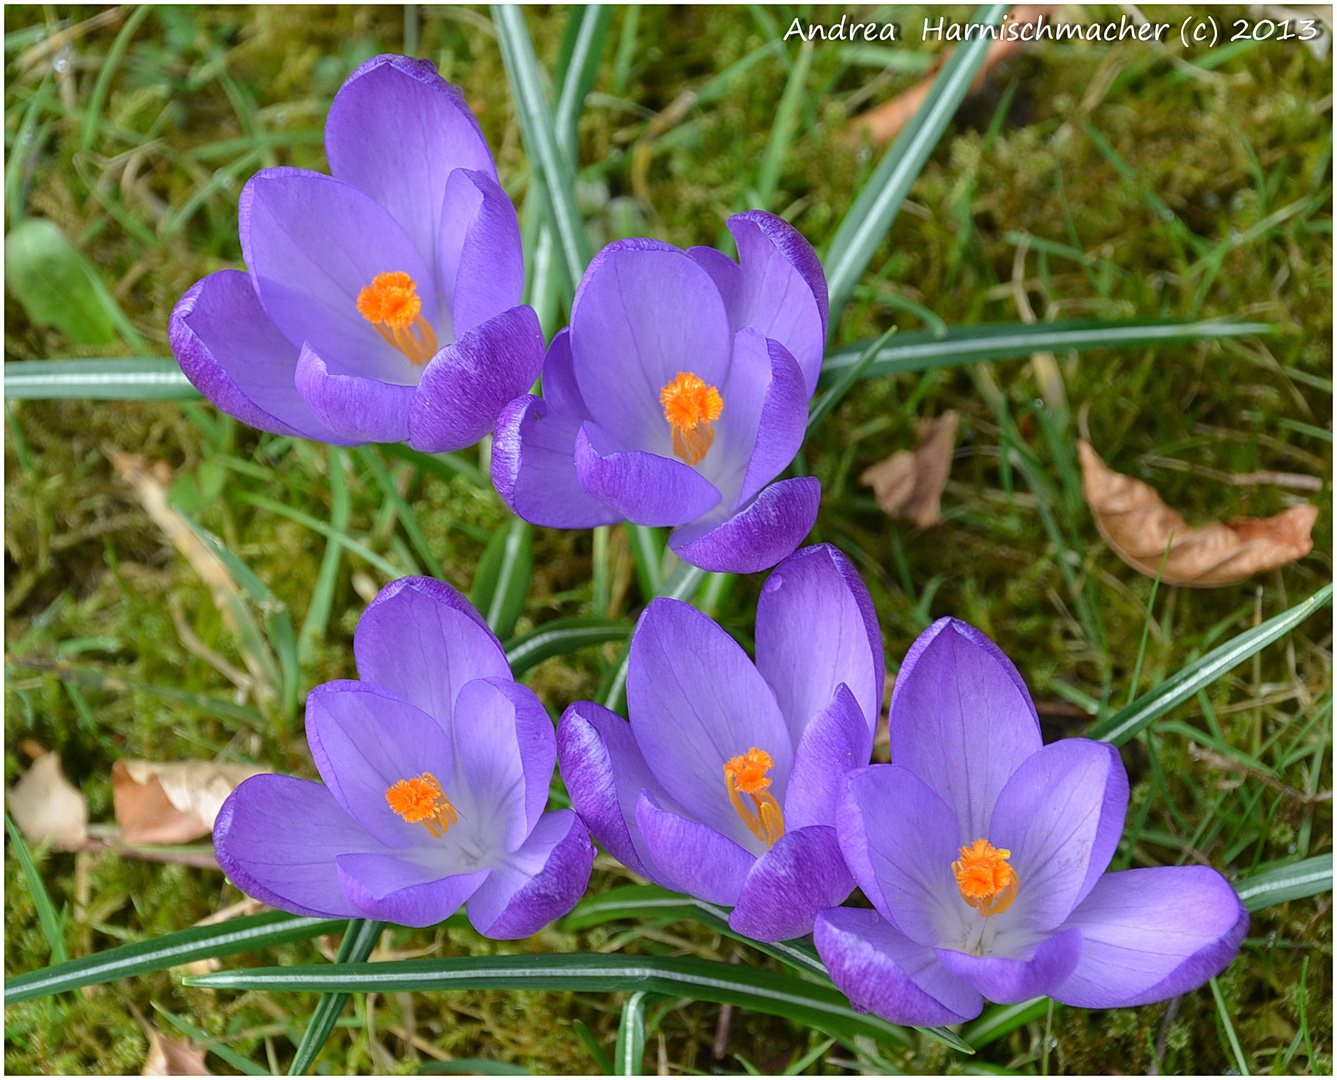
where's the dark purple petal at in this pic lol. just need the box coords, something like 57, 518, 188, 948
936, 927, 1083, 1004
814, 907, 982, 1025
574, 422, 721, 527
295, 343, 414, 444
569, 238, 732, 453
669, 475, 820, 575
837, 765, 963, 943
325, 54, 496, 278
888, 618, 1042, 842
784, 684, 874, 830
755, 543, 883, 742
466, 810, 594, 938
438, 170, 524, 336
305, 680, 455, 849
240, 167, 436, 382
729, 825, 854, 941
170, 271, 344, 443
407, 304, 545, 452
213, 775, 367, 918
353, 576, 509, 724
628, 598, 792, 849
337, 854, 488, 927
1051, 866, 1249, 1009
990, 739, 1128, 930
636, 793, 754, 906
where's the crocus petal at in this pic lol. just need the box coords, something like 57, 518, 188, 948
636, 794, 754, 907
888, 618, 1042, 842
837, 765, 964, 943
295, 343, 414, 444
784, 684, 874, 830
990, 739, 1128, 930
325, 54, 496, 279
438, 169, 524, 336
936, 927, 1083, 1004
1050, 866, 1249, 1009
240, 168, 437, 383
729, 825, 854, 941
170, 271, 344, 443
353, 576, 509, 725
569, 238, 732, 453
628, 598, 792, 849
213, 775, 367, 918
814, 907, 983, 1026
407, 304, 545, 452
466, 809, 594, 938
574, 422, 721, 527
337, 853, 489, 927
305, 680, 456, 849
669, 475, 820, 574
755, 543, 883, 741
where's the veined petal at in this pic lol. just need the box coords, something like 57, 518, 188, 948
784, 684, 874, 830
337, 854, 488, 927
574, 422, 721, 527
438, 169, 524, 337
636, 794, 754, 907
466, 810, 594, 938
295, 343, 414, 444
936, 927, 1082, 1004
730, 825, 854, 941
668, 475, 820, 574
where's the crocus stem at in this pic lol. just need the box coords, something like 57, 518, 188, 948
288, 919, 385, 1075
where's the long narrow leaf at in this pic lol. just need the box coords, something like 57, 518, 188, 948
4, 358, 197, 400
555, 6, 612, 170
614, 991, 648, 1075
289, 919, 385, 1076
960, 998, 1048, 1049
1234, 855, 1332, 912
470, 515, 534, 640
503, 617, 631, 676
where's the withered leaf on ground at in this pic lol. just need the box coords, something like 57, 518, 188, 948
112, 760, 269, 845
860, 411, 959, 528
1077, 440, 1318, 587
7, 744, 89, 851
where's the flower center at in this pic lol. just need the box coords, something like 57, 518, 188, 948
723, 747, 784, 848
357, 271, 439, 365
952, 838, 1019, 916
660, 372, 723, 466
385, 771, 458, 838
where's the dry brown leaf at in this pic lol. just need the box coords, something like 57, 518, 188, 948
860, 411, 959, 528
7, 745, 89, 851
112, 760, 268, 845
1078, 440, 1318, 587
141, 1029, 212, 1076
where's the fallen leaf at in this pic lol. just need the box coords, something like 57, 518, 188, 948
1078, 440, 1318, 587
7, 745, 89, 851
112, 760, 268, 845
141, 1029, 211, 1076
860, 411, 959, 527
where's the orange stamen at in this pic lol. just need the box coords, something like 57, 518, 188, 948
952, 838, 1019, 916
723, 748, 785, 847
357, 271, 439, 365
660, 372, 723, 466
385, 772, 459, 839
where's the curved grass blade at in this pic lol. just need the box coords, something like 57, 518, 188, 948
3, 911, 344, 1005
555, 5, 612, 171
470, 515, 534, 640
503, 617, 631, 676
381, 443, 488, 491
1088, 584, 1332, 746
599, 562, 707, 712
807, 326, 895, 437
5, 813, 68, 965
1234, 855, 1332, 912
960, 997, 1048, 1049
358, 447, 444, 580
289, 919, 385, 1076
4, 358, 197, 400
614, 990, 649, 1075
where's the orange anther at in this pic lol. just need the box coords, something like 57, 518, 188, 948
386, 772, 458, 838
724, 748, 784, 848
357, 271, 439, 365
952, 838, 1019, 916
660, 372, 723, 465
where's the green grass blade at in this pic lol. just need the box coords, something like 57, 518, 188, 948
419, 1061, 530, 1075
614, 990, 648, 1075
470, 515, 534, 639
960, 997, 1048, 1049
1234, 855, 1332, 912
289, 919, 385, 1076
357, 447, 444, 580
754, 40, 813, 210
4, 359, 195, 400
1088, 584, 1332, 745
823, 2, 1007, 322
807, 326, 895, 437
298, 446, 350, 663
625, 524, 664, 600
80, 4, 152, 153
238, 492, 406, 579
380, 443, 488, 490
573, 1018, 613, 1075
555, 5, 612, 170
503, 617, 631, 676
154, 1003, 271, 1076
4, 813, 68, 965
1210, 977, 1250, 1075
3, 911, 344, 1004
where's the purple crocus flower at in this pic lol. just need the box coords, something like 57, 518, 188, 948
213, 577, 593, 935
814, 618, 1249, 1024
557, 544, 883, 940
492, 211, 828, 574
171, 54, 543, 451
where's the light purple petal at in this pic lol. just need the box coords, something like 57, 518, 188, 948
734, 335, 809, 505
937, 927, 1083, 1004
990, 739, 1129, 930
628, 598, 792, 851
407, 304, 545, 453
569, 238, 732, 453
669, 475, 820, 575
729, 825, 854, 941
214, 776, 368, 918
295, 343, 414, 444
636, 794, 754, 906
814, 907, 982, 1026
304, 680, 455, 849
574, 422, 721, 527
784, 684, 874, 830
888, 617, 1042, 842
337, 853, 488, 927
325, 54, 496, 281
1051, 866, 1249, 1009
466, 810, 594, 938
353, 576, 510, 725
438, 169, 524, 336
755, 543, 883, 743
